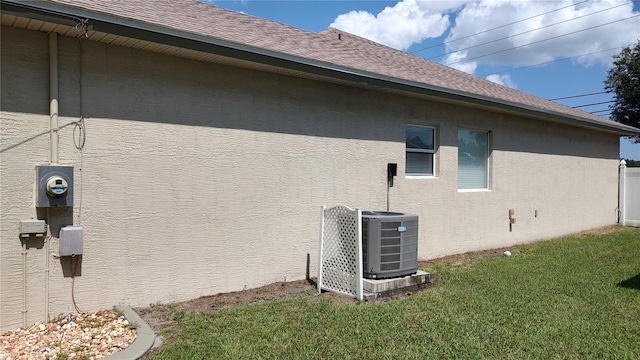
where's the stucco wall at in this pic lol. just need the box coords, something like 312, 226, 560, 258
0, 26, 620, 330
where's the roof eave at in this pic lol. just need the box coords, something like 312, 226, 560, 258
3, 0, 639, 137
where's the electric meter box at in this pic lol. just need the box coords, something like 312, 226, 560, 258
59, 226, 83, 257
36, 165, 74, 207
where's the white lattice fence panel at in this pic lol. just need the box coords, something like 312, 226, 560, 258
318, 205, 363, 299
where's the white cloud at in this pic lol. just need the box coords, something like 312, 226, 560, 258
443, 0, 640, 72
486, 74, 517, 88
444, 51, 477, 73
331, 0, 639, 75
330, 0, 468, 51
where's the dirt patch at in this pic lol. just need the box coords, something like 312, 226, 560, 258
135, 279, 352, 328
419, 247, 516, 270
575, 225, 622, 236
135, 278, 362, 355
135, 249, 517, 333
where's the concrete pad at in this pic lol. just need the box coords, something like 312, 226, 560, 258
363, 270, 432, 300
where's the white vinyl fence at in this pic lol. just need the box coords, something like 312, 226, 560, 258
318, 205, 363, 300
620, 160, 640, 227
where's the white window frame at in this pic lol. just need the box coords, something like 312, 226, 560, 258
405, 125, 436, 177
457, 128, 490, 191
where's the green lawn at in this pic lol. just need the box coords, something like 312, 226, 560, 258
146, 227, 640, 359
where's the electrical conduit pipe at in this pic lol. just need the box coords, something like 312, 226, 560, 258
46, 31, 59, 323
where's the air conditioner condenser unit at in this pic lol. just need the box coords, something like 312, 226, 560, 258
361, 211, 418, 279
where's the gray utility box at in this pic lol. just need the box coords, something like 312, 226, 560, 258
59, 226, 83, 257
19, 220, 46, 237
362, 211, 418, 279
36, 165, 74, 207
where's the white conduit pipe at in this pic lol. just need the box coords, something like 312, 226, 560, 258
46, 32, 59, 323
45, 213, 51, 323
22, 241, 27, 328
50, 32, 59, 165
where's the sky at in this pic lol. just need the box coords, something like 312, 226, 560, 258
204, 0, 640, 160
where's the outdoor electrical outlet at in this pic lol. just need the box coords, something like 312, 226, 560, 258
387, 163, 397, 187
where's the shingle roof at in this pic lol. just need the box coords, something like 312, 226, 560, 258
9, 0, 640, 135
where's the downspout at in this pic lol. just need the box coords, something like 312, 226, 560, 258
46, 31, 59, 323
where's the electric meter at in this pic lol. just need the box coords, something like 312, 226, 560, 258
36, 165, 74, 207
46, 176, 68, 196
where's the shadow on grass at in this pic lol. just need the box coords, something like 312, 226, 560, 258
617, 273, 640, 290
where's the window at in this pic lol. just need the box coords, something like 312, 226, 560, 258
458, 129, 489, 190
406, 125, 435, 176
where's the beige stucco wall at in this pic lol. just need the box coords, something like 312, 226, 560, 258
0, 26, 620, 330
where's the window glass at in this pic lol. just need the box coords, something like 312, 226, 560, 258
406, 152, 434, 174
406, 125, 435, 176
458, 129, 489, 190
406, 126, 434, 150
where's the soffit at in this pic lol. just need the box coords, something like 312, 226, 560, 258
0, 12, 457, 103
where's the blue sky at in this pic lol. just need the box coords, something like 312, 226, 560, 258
205, 0, 640, 160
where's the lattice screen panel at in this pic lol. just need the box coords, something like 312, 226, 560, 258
318, 205, 363, 300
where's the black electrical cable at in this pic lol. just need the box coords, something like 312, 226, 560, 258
477, 45, 629, 77
75, 26, 87, 226
572, 100, 615, 109
549, 91, 608, 101
428, 1, 632, 61
73, 118, 86, 150
446, 14, 640, 66
478, 44, 633, 77
410, 0, 590, 54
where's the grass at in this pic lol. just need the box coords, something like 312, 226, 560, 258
146, 227, 640, 359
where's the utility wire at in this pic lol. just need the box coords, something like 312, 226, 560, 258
590, 109, 612, 114
477, 45, 628, 77
446, 14, 640, 66
549, 91, 608, 101
572, 100, 615, 109
410, 0, 589, 54
428, 1, 632, 60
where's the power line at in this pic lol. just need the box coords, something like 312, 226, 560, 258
477, 45, 627, 77
427, 1, 632, 61
572, 100, 615, 109
590, 109, 612, 115
409, 1, 589, 55
446, 13, 640, 66
549, 91, 608, 101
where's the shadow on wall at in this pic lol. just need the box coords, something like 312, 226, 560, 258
1, 27, 399, 143
22, 236, 45, 250
35, 206, 79, 278
1, 26, 619, 159
60, 256, 82, 278
0, 121, 80, 154
617, 273, 640, 291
